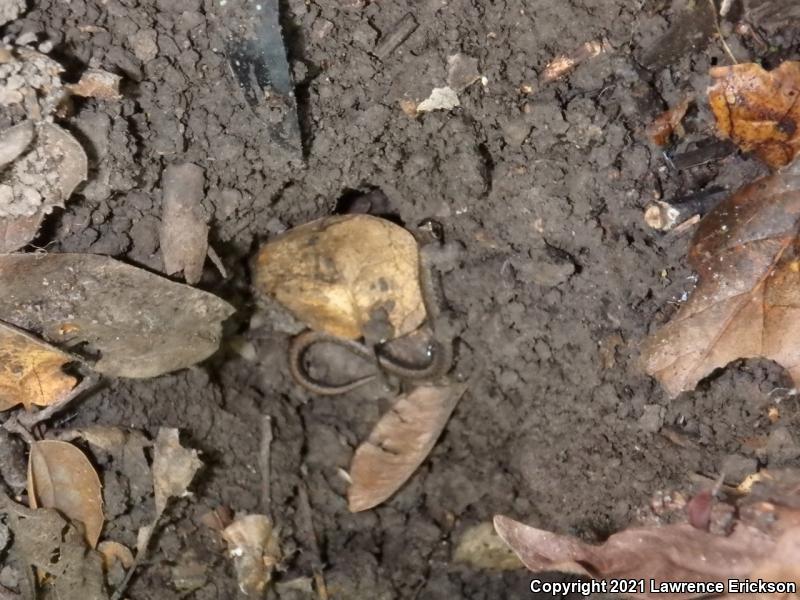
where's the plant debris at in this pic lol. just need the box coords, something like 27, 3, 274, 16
65, 69, 122, 101
27, 440, 104, 549
0, 321, 78, 412
159, 163, 209, 285
0, 45, 66, 119
494, 515, 772, 599
222, 514, 281, 597
0, 121, 87, 251
541, 39, 609, 83
646, 98, 691, 147
642, 160, 800, 397
708, 61, 800, 168
0, 253, 235, 378
254, 214, 426, 340
453, 522, 524, 570
416, 86, 460, 113
1, 494, 107, 600
348, 382, 469, 512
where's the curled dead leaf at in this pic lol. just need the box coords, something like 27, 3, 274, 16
646, 98, 691, 146
0, 321, 78, 412
709, 61, 800, 168
494, 515, 773, 600
98, 541, 134, 571
642, 160, 800, 397
348, 382, 468, 512
159, 163, 209, 284
254, 214, 426, 340
153, 428, 202, 516
0, 253, 235, 378
27, 440, 104, 548
541, 39, 610, 83
222, 514, 281, 597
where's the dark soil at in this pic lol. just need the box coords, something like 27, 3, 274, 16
2, 0, 800, 598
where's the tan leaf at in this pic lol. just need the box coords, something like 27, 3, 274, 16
153, 428, 202, 516
27, 440, 104, 548
641, 160, 800, 397
348, 382, 468, 512
0, 253, 235, 378
494, 515, 774, 600
709, 61, 800, 168
0, 320, 77, 412
453, 522, 524, 570
254, 214, 426, 340
222, 514, 281, 597
159, 163, 209, 284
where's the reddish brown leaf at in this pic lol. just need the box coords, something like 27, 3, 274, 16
348, 382, 468, 512
494, 515, 774, 600
708, 61, 800, 168
646, 98, 691, 146
642, 161, 800, 397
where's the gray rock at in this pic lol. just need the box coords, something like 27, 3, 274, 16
638, 404, 665, 433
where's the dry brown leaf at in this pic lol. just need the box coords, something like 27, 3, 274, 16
153, 428, 202, 516
222, 514, 281, 597
709, 61, 800, 168
494, 515, 774, 600
0, 320, 77, 412
66, 69, 122, 100
159, 163, 209, 284
27, 440, 104, 548
348, 382, 468, 512
641, 160, 800, 397
254, 214, 426, 340
98, 540, 134, 571
646, 98, 691, 146
453, 522, 524, 570
0, 253, 235, 378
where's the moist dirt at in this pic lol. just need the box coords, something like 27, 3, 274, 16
2, 0, 798, 598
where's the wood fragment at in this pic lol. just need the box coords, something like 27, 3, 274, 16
296, 484, 329, 600
374, 13, 417, 60
643, 187, 727, 231
259, 415, 273, 517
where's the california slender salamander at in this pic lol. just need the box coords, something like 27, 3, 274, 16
288, 247, 453, 395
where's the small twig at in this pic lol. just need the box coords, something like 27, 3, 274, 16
708, 0, 739, 64
0, 584, 22, 600
14, 375, 99, 430
111, 520, 158, 600
296, 484, 328, 600
644, 187, 727, 231
258, 415, 273, 518
373, 13, 417, 60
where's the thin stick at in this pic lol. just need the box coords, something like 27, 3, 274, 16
708, 0, 738, 64
14, 375, 99, 430
259, 415, 273, 518
296, 484, 329, 600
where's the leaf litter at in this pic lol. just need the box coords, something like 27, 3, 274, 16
254, 214, 426, 340
27, 440, 104, 549
0, 253, 235, 378
0, 320, 78, 412
348, 382, 469, 512
222, 514, 281, 597
642, 159, 800, 397
709, 61, 800, 168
